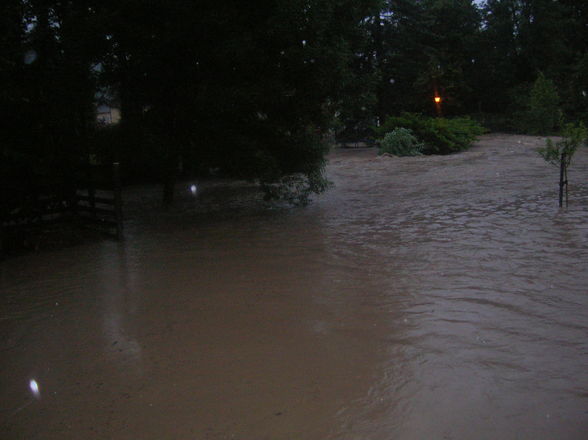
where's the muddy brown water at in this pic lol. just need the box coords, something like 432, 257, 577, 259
1, 134, 588, 439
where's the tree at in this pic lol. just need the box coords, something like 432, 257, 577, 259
1, 0, 103, 208
538, 122, 587, 207
335, 13, 381, 142
476, 0, 520, 113
372, 0, 482, 119
375, 0, 430, 116
559, 0, 588, 123
525, 72, 563, 135
417, 0, 482, 114
98, 0, 381, 205
475, 0, 588, 127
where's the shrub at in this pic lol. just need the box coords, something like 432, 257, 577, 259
538, 122, 588, 206
261, 170, 330, 206
376, 113, 485, 155
538, 122, 587, 165
378, 128, 424, 156
523, 73, 563, 135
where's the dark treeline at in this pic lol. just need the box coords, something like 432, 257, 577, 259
1, 0, 588, 207
343, 0, 588, 139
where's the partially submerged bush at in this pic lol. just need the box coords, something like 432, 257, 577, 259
376, 113, 485, 155
378, 128, 424, 156
260, 170, 330, 206
538, 122, 588, 166
538, 122, 588, 207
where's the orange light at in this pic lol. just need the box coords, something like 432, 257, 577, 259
434, 96, 442, 104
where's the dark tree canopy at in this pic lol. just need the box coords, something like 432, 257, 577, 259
2, 0, 588, 209
2, 0, 381, 205
339, 0, 588, 133
98, 0, 382, 203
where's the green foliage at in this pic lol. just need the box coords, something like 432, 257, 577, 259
98, 0, 380, 205
538, 121, 587, 206
1, 0, 102, 215
523, 73, 563, 135
563, 53, 588, 125
378, 128, 424, 156
538, 122, 588, 167
7, 0, 588, 212
373, 0, 482, 117
360, 0, 588, 125
261, 171, 331, 207
3, 0, 382, 209
376, 113, 485, 155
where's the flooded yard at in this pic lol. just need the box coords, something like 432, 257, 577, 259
1, 134, 588, 439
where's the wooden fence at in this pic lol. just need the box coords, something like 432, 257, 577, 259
1, 162, 123, 256
74, 162, 123, 240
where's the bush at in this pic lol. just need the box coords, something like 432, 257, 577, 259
261, 170, 330, 206
523, 73, 563, 135
538, 122, 588, 166
538, 122, 588, 206
378, 128, 424, 156
376, 113, 485, 154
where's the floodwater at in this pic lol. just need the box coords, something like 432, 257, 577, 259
1, 134, 588, 439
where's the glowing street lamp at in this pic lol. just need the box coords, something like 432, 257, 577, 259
433, 95, 443, 117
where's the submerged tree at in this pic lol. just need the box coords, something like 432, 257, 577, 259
538, 122, 587, 207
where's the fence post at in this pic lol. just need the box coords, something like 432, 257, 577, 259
113, 162, 123, 240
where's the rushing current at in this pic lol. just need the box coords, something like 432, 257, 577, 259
1, 134, 588, 439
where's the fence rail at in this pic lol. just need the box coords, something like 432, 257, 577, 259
1, 162, 123, 256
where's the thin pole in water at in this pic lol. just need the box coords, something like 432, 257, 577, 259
559, 152, 566, 208
564, 163, 569, 207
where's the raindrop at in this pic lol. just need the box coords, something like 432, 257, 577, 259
29, 379, 41, 399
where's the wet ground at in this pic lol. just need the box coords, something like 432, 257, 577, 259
1, 134, 588, 439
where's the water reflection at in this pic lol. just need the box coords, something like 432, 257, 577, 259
100, 244, 142, 371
